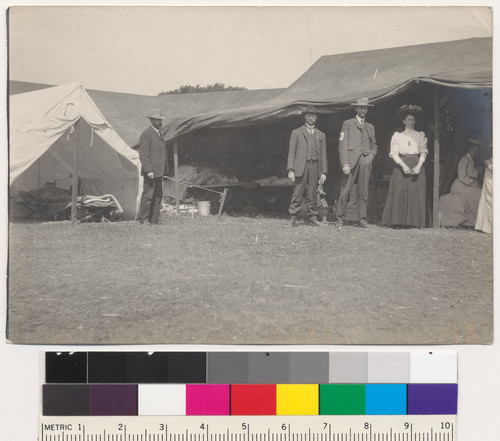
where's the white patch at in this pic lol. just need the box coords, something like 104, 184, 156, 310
339, 132, 344, 141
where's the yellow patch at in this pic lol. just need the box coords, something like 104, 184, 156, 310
276, 384, 319, 415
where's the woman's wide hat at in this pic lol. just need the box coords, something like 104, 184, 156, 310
350, 97, 374, 107
396, 104, 423, 120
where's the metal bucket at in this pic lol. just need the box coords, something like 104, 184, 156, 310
198, 201, 211, 216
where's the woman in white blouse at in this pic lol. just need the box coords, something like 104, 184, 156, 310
381, 105, 428, 227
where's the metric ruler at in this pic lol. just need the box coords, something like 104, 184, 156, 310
39, 416, 456, 441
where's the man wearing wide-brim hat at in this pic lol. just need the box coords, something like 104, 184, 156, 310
335, 97, 378, 230
286, 104, 328, 227
138, 110, 168, 225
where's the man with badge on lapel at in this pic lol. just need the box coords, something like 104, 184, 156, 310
138, 110, 168, 225
287, 105, 327, 227
335, 97, 377, 230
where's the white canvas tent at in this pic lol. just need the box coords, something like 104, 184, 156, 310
9, 83, 141, 219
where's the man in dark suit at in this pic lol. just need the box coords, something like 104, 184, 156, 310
287, 105, 327, 227
336, 97, 377, 230
138, 111, 168, 225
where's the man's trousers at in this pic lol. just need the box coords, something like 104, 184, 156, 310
336, 154, 372, 222
289, 160, 319, 219
139, 175, 163, 224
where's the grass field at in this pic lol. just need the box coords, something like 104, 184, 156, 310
7, 214, 493, 344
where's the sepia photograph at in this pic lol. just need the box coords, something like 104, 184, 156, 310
6, 6, 493, 344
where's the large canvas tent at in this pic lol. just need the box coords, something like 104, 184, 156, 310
9, 83, 141, 219
159, 38, 491, 141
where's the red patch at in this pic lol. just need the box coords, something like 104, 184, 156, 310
231, 384, 276, 415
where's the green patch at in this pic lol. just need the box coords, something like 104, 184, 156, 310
320, 384, 366, 415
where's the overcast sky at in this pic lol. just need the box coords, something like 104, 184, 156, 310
8, 6, 493, 96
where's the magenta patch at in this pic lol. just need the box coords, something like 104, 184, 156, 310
186, 384, 230, 415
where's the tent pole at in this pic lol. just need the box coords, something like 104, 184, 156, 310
432, 88, 440, 228
174, 140, 180, 215
71, 119, 80, 224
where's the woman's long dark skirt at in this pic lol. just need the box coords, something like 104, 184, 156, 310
381, 156, 427, 227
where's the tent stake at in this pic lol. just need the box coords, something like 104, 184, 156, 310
432, 88, 440, 228
173, 140, 180, 215
71, 119, 80, 224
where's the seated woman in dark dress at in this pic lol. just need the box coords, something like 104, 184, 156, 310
439, 139, 482, 227
382, 104, 428, 227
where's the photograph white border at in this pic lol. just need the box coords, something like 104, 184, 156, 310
1, 1, 498, 439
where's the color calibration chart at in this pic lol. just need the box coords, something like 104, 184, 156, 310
40, 351, 457, 441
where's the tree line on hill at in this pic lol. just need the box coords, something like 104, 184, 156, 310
158, 83, 247, 95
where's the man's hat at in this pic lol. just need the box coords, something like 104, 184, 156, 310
350, 97, 374, 107
302, 105, 319, 114
466, 137, 482, 146
146, 110, 166, 120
